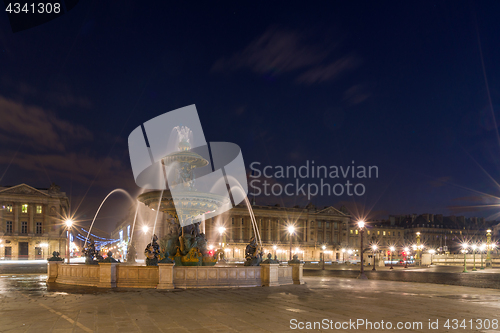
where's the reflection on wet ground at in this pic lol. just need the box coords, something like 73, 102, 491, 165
304, 267, 500, 289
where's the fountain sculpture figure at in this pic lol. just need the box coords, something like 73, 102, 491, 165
138, 132, 226, 266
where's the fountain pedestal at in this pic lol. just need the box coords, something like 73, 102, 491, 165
289, 263, 305, 285
260, 263, 279, 287
98, 263, 118, 288
157, 263, 175, 289
47, 261, 62, 282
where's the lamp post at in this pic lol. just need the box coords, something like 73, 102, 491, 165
321, 245, 326, 270
486, 229, 492, 268
462, 243, 468, 273
65, 219, 73, 264
404, 247, 410, 268
389, 246, 395, 270
371, 244, 377, 271
472, 244, 477, 271
415, 232, 421, 266
429, 249, 435, 266
287, 225, 295, 261
218, 226, 226, 262
357, 221, 367, 279
480, 243, 486, 270
342, 248, 346, 263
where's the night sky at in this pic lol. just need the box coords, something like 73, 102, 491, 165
2, 1, 500, 231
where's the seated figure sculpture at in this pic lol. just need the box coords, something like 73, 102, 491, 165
244, 237, 262, 266
83, 239, 98, 265
144, 234, 160, 266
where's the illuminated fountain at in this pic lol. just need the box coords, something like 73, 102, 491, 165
47, 124, 302, 288
137, 130, 228, 266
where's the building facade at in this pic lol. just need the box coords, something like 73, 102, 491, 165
0, 183, 70, 260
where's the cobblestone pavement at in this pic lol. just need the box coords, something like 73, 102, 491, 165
1, 274, 500, 332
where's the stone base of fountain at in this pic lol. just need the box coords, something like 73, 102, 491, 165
46, 261, 304, 289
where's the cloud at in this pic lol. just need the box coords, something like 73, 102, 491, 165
428, 176, 452, 188
343, 84, 371, 105
212, 27, 358, 84
0, 96, 93, 151
295, 55, 359, 84
0, 150, 133, 189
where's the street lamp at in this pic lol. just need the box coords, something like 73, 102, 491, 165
321, 245, 326, 270
404, 247, 410, 268
471, 244, 477, 271
357, 221, 367, 279
461, 243, 468, 273
65, 219, 73, 264
371, 244, 377, 271
486, 229, 492, 268
287, 225, 295, 261
428, 249, 435, 266
218, 226, 226, 262
415, 232, 422, 265
389, 246, 395, 270
480, 243, 486, 270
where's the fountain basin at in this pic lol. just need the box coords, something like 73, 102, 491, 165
46, 262, 303, 289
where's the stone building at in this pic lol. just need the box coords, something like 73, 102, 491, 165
0, 183, 70, 260
112, 202, 351, 262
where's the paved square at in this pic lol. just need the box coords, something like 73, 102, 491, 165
1, 275, 500, 332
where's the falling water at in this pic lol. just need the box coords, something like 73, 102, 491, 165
150, 189, 164, 242
128, 202, 140, 247
229, 183, 263, 250
84, 188, 135, 249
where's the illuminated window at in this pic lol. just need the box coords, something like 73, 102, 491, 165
388, 232, 391, 236
6, 205, 12, 213
36, 205, 42, 214
367, 230, 370, 235
350, 230, 353, 234
377, 231, 380, 235
355, 230, 358, 235
22, 204, 28, 213
383, 231, 386, 236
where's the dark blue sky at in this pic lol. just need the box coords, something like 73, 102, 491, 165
1, 1, 500, 230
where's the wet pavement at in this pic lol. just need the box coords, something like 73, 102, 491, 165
0, 274, 500, 332
304, 265, 500, 289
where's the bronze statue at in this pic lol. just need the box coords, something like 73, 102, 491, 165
144, 234, 160, 266
83, 239, 98, 265
244, 237, 262, 266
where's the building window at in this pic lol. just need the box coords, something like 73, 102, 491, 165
398, 232, 400, 236
355, 230, 358, 235
36, 205, 42, 214
383, 231, 386, 236
241, 218, 244, 225
388, 231, 391, 236
350, 229, 353, 234
326, 222, 330, 229
21, 221, 28, 234
317, 221, 322, 228
367, 230, 370, 235
6, 221, 12, 233
22, 204, 28, 213
36, 222, 42, 234
6, 204, 12, 213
